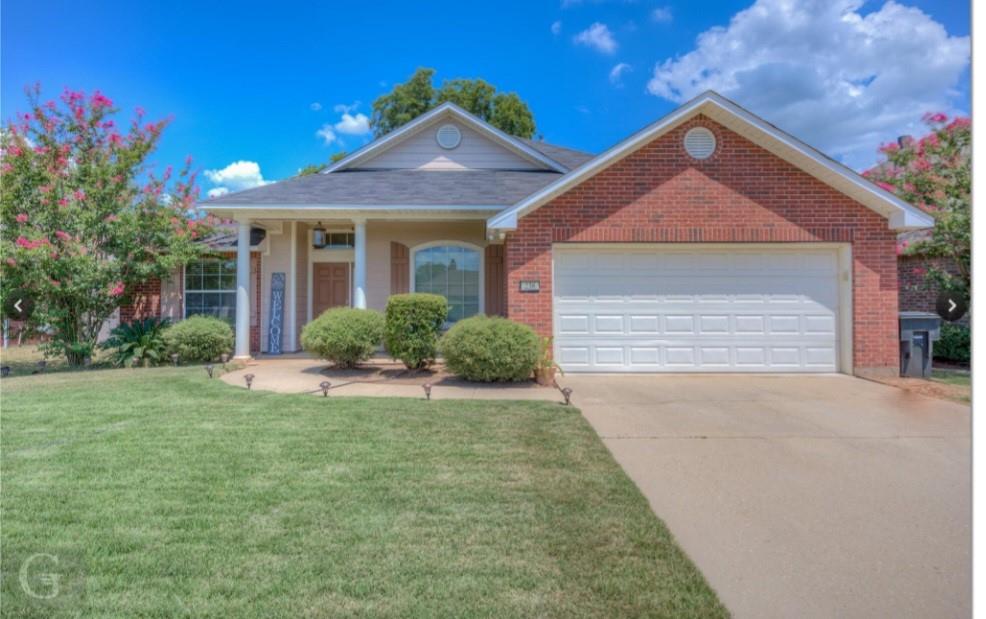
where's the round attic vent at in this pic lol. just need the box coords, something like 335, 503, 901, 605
436, 124, 462, 150
683, 127, 716, 160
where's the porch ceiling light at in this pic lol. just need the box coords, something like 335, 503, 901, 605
312, 222, 327, 249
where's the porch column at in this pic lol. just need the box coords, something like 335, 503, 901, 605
234, 219, 252, 359
353, 219, 367, 309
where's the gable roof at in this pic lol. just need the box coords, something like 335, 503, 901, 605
488, 91, 935, 232
519, 138, 594, 169
198, 168, 564, 209
322, 102, 569, 174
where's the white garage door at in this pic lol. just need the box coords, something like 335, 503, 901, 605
553, 245, 844, 373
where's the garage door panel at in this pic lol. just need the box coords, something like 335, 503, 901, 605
553, 246, 842, 373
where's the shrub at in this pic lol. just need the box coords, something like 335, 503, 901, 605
164, 316, 233, 363
102, 317, 171, 367
440, 316, 539, 382
384, 293, 448, 369
935, 323, 970, 363
301, 307, 385, 368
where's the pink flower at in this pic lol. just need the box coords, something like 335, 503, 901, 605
15, 236, 34, 249
913, 266, 927, 276
55, 230, 72, 242
49, 279, 60, 287
922, 112, 948, 124
8, 145, 22, 157
74, 190, 86, 201
90, 91, 113, 110
109, 282, 125, 297
5, 258, 16, 267
109, 133, 123, 146
875, 181, 895, 193
57, 198, 69, 207
15, 213, 28, 223
135, 106, 145, 117
104, 214, 119, 223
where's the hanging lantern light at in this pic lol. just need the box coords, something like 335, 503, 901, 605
312, 222, 327, 249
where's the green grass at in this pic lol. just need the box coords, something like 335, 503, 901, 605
1, 368, 726, 618
931, 369, 971, 387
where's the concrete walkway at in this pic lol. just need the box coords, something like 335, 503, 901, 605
221, 355, 563, 402
560, 374, 971, 619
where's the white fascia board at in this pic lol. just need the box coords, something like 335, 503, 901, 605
322, 102, 567, 174
487, 91, 935, 232
201, 203, 504, 211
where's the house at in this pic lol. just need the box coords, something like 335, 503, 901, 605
128, 92, 933, 376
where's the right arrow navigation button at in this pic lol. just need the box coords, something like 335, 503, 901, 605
936, 292, 968, 322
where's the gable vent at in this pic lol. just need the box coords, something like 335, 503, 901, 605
436, 124, 462, 150
684, 127, 716, 160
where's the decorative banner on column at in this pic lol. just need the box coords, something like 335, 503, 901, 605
267, 272, 286, 355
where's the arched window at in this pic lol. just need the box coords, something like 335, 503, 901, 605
411, 243, 482, 324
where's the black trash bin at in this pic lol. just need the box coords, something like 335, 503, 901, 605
899, 312, 941, 378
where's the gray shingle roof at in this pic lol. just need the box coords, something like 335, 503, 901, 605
200, 169, 567, 207
520, 139, 595, 170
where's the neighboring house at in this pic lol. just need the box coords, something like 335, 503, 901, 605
127, 92, 933, 376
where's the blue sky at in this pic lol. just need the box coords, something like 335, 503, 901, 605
2, 0, 970, 196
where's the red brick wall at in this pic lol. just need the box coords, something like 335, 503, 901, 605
120, 279, 162, 323
898, 254, 963, 316
121, 252, 262, 353
505, 114, 900, 374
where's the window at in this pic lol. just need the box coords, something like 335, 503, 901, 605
326, 232, 354, 248
184, 259, 237, 322
413, 245, 480, 324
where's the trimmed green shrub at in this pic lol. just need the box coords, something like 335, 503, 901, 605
301, 307, 385, 368
164, 316, 233, 363
384, 293, 448, 369
102, 317, 171, 367
440, 316, 539, 382
935, 323, 970, 362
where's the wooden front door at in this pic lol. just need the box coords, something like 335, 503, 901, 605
313, 262, 350, 317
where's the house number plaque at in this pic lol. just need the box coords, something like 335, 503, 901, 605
519, 280, 540, 293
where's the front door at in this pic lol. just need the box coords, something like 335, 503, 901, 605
313, 262, 350, 317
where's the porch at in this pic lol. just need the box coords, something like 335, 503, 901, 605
225, 217, 507, 359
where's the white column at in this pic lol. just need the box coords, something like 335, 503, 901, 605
234, 219, 252, 359
353, 219, 367, 309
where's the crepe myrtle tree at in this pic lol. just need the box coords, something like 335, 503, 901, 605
0, 85, 212, 365
865, 112, 971, 297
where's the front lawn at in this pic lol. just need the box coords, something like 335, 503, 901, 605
1, 368, 725, 618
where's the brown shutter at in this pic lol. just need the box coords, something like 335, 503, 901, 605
391, 242, 409, 294
485, 244, 506, 317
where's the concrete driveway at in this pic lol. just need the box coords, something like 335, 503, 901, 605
561, 374, 970, 619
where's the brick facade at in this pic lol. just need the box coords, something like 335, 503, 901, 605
120, 279, 162, 323
120, 252, 262, 353
505, 114, 900, 374
898, 254, 964, 318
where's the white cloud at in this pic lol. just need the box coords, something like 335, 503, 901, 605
309, 102, 322, 111
316, 124, 337, 145
551, 20, 562, 35
651, 6, 672, 23
204, 161, 271, 196
334, 112, 371, 135
573, 22, 617, 54
609, 62, 632, 85
646, 0, 970, 169
333, 102, 359, 114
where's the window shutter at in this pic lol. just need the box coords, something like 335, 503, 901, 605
391, 242, 409, 294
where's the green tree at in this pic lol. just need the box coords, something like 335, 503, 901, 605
0, 86, 210, 365
865, 113, 970, 296
297, 151, 348, 177
371, 68, 536, 138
